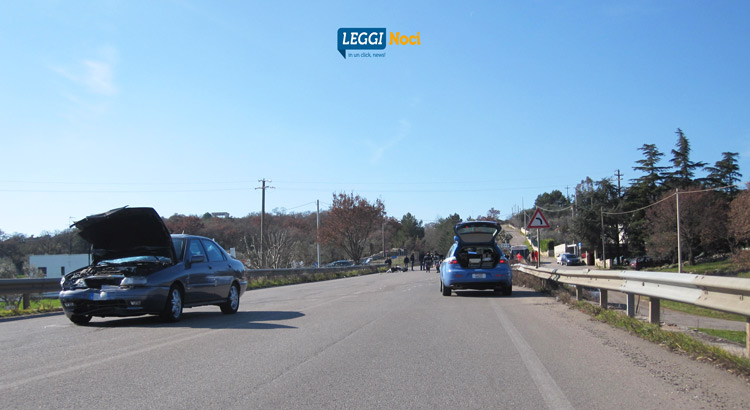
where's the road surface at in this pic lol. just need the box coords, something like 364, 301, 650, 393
1, 271, 749, 409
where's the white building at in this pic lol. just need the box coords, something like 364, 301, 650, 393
29, 254, 90, 278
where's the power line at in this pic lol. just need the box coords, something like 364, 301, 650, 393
535, 205, 573, 213
602, 183, 743, 215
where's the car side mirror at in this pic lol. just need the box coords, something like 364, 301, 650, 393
186, 254, 204, 268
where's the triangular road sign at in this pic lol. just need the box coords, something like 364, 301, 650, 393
527, 208, 550, 229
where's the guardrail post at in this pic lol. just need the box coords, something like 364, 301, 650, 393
746, 318, 749, 358
23, 293, 30, 310
649, 298, 660, 325
576, 286, 584, 301
626, 293, 636, 318
599, 289, 608, 309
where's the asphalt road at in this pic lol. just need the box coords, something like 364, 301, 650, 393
2, 271, 749, 409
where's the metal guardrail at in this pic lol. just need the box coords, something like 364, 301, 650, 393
515, 264, 750, 357
516, 265, 750, 316
0, 278, 61, 295
0, 265, 386, 296
249, 264, 384, 279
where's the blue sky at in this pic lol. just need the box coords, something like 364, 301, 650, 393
1, 0, 749, 236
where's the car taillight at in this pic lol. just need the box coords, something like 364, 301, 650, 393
499, 259, 507, 264
447, 257, 458, 264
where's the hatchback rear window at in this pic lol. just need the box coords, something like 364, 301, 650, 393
456, 226, 498, 243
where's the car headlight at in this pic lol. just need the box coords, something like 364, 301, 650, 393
120, 276, 148, 287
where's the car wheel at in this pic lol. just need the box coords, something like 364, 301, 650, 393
68, 314, 92, 325
220, 283, 241, 314
441, 281, 451, 296
160, 285, 183, 322
503, 287, 513, 296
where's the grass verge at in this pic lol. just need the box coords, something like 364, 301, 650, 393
694, 328, 747, 346
651, 259, 750, 277
512, 268, 750, 378
0, 299, 62, 318
576, 301, 750, 378
659, 299, 746, 322
248, 266, 388, 290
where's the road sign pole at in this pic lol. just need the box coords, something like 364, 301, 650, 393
526, 208, 549, 269
536, 228, 540, 268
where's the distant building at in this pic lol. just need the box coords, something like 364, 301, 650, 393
29, 254, 90, 278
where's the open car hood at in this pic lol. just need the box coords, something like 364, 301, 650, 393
454, 221, 500, 244
73, 207, 176, 265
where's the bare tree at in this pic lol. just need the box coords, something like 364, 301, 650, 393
729, 185, 750, 268
319, 193, 385, 264
244, 230, 296, 269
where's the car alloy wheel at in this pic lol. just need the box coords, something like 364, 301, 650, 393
220, 284, 240, 314
160, 285, 183, 322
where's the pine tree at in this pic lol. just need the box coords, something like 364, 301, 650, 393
666, 128, 705, 188
631, 143, 669, 201
705, 152, 742, 198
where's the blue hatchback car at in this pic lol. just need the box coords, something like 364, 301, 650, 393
439, 221, 512, 296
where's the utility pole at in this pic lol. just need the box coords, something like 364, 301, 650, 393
614, 169, 623, 264
382, 221, 386, 260
255, 178, 274, 268
601, 207, 606, 268
316, 200, 321, 268
676, 188, 682, 273
614, 169, 623, 199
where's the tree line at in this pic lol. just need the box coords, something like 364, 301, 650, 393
512, 128, 748, 268
0, 192, 503, 275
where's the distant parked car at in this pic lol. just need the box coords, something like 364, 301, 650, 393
328, 260, 354, 267
59, 207, 247, 325
558, 253, 581, 266
629, 256, 653, 270
439, 221, 512, 296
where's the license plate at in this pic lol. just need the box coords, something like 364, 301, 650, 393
472, 273, 486, 279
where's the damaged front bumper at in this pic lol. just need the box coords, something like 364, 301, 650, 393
59, 286, 169, 317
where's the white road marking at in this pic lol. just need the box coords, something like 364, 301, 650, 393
491, 300, 575, 410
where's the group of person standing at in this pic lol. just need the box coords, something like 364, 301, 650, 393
386, 252, 442, 272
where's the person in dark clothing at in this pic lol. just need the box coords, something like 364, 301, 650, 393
419, 253, 425, 270
424, 252, 433, 272
410, 253, 415, 270
403, 255, 409, 272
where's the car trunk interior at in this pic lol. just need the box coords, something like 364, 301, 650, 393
456, 246, 499, 269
